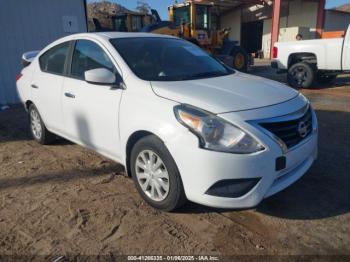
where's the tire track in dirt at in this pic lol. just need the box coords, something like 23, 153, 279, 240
100, 210, 128, 242
159, 209, 276, 255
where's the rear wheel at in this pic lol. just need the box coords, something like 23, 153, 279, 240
130, 135, 187, 211
28, 104, 55, 145
287, 62, 315, 88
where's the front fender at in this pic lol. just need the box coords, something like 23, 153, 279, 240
118, 79, 192, 166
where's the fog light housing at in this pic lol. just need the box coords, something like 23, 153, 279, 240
275, 156, 286, 171
205, 178, 261, 198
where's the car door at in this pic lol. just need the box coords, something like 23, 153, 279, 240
31, 41, 72, 134
62, 39, 123, 160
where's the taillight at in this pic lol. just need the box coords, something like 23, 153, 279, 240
16, 73, 23, 81
273, 46, 278, 59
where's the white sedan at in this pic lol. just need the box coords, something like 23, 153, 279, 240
16, 33, 318, 211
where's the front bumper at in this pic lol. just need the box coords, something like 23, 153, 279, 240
271, 59, 287, 74
165, 99, 318, 209
271, 61, 278, 69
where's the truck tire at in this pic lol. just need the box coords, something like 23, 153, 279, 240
231, 47, 248, 72
316, 73, 337, 85
287, 62, 315, 89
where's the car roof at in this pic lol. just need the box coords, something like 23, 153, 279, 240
96, 32, 176, 39
40, 32, 179, 57
65, 32, 177, 41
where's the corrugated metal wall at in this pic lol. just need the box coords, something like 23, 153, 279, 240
0, 0, 87, 105
324, 10, 350, 32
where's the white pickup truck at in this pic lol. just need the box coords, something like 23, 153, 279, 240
271, 25, 350, 88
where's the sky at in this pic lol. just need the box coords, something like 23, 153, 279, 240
88, 0, 350, 19
326, 0, 350, 8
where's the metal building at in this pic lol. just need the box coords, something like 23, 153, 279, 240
324, 9, 350, 32
0, 0, 87, 105
214, 0, 327, 58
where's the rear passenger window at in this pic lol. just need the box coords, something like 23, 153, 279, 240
70, 40, 116, 80
39, 42, 70, 75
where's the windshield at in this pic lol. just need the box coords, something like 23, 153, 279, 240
173, 6, 190, 26
110, 38, 234, 81
196, 5, 210, 30
114, 16, 128, 32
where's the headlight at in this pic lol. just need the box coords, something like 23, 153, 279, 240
174, 105, 265, 154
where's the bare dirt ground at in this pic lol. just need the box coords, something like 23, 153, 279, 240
0, 67, 349, 258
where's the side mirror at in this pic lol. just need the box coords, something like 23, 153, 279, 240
85, 68, 123, 88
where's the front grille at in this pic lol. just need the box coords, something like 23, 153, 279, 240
259, 107, 313, 149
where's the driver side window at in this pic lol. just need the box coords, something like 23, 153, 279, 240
70, 40, 116, 80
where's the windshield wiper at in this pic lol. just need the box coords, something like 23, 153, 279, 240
186, 71, 229, 79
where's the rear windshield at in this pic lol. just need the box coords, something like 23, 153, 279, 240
110, 37, 234, 81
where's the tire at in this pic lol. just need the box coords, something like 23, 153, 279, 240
316, 73, 337, 84
28, 104, 56, 145
287, 62, 315, 89
231, 47, 248, 72
130, 135, 187, 211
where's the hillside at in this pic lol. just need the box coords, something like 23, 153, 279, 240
334, 3, 350, 12
87, 1, 131, 31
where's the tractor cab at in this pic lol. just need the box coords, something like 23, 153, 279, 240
142, 1, 250, 72
169, 1, 221, 47
111, 12, 146, 32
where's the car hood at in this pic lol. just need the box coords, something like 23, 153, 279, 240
151, 72, 299, 114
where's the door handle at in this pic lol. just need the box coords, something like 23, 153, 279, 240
64, 92, 75, 99
31, 84, 39, 89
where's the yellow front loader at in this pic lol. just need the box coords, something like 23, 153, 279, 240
141, 1, 250, 71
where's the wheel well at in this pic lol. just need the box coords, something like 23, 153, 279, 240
125, 130, 158, 177
25, 100, 33, 110
288, 53, 317, 68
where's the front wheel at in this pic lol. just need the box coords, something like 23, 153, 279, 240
287, 62, 315, 89
231, 48, 248, 72
130, 135, 187, 211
